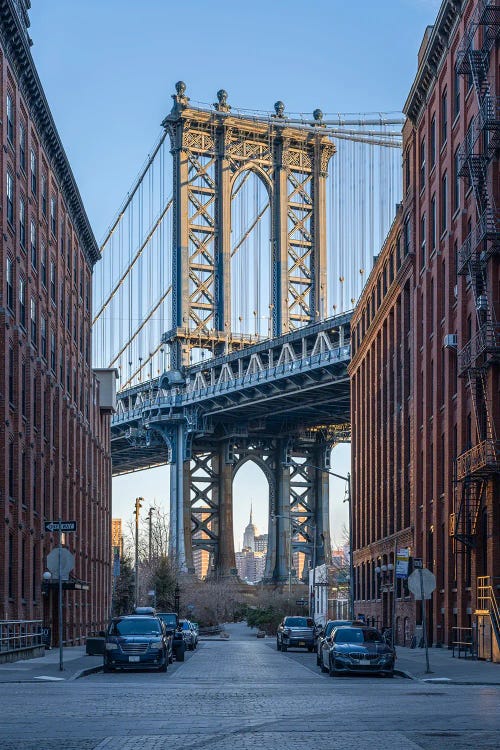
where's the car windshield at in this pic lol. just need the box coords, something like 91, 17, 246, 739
284, 617, 313, 627
110, 618, 161, 636
158, 614, 177, 626
333, 627, 384, 644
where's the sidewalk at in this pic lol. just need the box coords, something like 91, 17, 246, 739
395, 644, 500, 684
0, 645, 102, 683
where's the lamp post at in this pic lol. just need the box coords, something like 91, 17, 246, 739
174, 583, 180, 615
133, 497, 143, 607
374, 562, 394, 636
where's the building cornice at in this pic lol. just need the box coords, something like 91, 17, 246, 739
0, 0, 100, 268
403, 0, 464, 125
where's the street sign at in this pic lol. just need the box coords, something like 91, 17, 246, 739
295, 599, 307, 606
413, 557, 423, 569
45, 520, 77, 533
396, 548, 410, 579
47, 548, 75, 580
408, 568, 436, 600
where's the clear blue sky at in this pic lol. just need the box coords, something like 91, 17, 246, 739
28, 0, 441, 545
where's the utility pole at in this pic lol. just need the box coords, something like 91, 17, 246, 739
148, 506, 154, 562
134, 497, 143, 607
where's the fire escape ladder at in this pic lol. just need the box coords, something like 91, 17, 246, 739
476, 576, 500, 651
453, 2, 500, 546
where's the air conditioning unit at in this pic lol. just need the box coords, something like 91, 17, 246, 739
476, 295, 488, 311
443, 334, 458, 349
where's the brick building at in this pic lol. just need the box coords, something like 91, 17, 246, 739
350, 0, 500, 650
0, 1, 114, 646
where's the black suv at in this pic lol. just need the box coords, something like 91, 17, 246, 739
103, 615, 169, 672
156, 612, 186, 662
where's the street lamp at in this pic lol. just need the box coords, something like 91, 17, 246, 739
374, 562, 395, 641
174, 583, 180, 615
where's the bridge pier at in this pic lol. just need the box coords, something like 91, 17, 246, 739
217, 444, 236, 577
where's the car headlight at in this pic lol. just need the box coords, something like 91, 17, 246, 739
149, 640, 163, 649
105, 643, 118, 651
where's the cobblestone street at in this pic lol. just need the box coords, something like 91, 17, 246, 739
0, 624, 499, 749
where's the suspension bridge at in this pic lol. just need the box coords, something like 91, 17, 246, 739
94, 83, 403, 581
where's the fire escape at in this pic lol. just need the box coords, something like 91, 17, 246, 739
452, 0, 500, 548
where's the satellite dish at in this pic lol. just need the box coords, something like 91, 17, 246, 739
46, 548, 75, 581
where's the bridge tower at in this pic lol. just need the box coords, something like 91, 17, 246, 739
158, 84, 336, 581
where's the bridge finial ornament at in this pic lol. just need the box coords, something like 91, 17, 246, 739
170, 80, 190, 115
273, 100, 285, 118
313, 108, 324, 124
214, 89, 231, 112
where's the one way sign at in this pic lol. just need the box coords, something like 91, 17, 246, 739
44, 521, 77, 533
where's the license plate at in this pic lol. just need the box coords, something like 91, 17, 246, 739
359, 659, 370, 665
299, 641, 305, 646
129, 656, 140, 662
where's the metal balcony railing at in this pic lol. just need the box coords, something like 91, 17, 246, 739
456, 440, 500, 480
457, 322, 500, 374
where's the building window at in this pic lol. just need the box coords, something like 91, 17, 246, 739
8, 443, 15, 499
30, 219, 37, 269
30, 149, 37, 196
431, 193, 436, 252
8, 534, 14, 598
8, 346, 14, 404
85, 279, 90, 311
454, 147, 460, 212
19, 122, 26, 172
6, 256, 14, 310
21, 363, 26, 416
19, 276, 26, 328
454, 68, 460, 118
19, 197, 26, 249
441, 90, 447, 146
404, 149, 410, 192
50, 330, 56, 372
30, 297, 37, 346
60, 351, 64, 385
73, 250, 78, 286
50, 260, 56, 303
6, 93, 14, 145
50, 196, 57, 236
41, 315, 47, 359
420, 137, 425, 190
61, 220, 65, 257
430, 114, 436, 168
41, 174, 47, 216
41, 243, 47, 287
403, 216, 411, 256
441, 173, 448, 234
6, 171, 14, 226
60, 281, 64, 321
421, 214, 426, 269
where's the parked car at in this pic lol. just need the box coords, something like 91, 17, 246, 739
156, 612, 186, 662
324, 626, 396, 677
276, 616, 316, 652
316, 620, 354, 669
103, 615, 170, 672
179, 619, 198, 650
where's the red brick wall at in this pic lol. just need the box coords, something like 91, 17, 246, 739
0, 41, 111, 641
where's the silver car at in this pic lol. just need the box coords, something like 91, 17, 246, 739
179, 619, 198, 650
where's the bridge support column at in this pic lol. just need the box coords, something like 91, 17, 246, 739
169, 423, 190, 572
217, 444, 236, 577
270, 441, 291, 581
315, 455, 332, 567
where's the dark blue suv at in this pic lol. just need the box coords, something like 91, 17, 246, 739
103, 615, 169, 672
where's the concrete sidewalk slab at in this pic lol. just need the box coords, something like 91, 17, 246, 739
395, 645, 500, 684
0, 645, 102, 682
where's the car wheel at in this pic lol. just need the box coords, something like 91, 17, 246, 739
175, 645, 185, 662
276, 640, 281, 651
328, 656, 336, 677
103, 663, 113, 673
158, 657, 168, 673
169, 652, 174, 664
307, 646, 314, 652
316, 653, 320, 665
281, 644, 287, 652
320, 655, 328, 673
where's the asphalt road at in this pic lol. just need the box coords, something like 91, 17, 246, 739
0, 622, 499, 750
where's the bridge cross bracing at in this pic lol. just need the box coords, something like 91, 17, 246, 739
96, 84, 403, 581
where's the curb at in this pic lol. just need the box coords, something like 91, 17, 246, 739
70, 663, 103, 681
394, 668, 416, 680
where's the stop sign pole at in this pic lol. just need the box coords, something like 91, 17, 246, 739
419, 569, 430, 674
